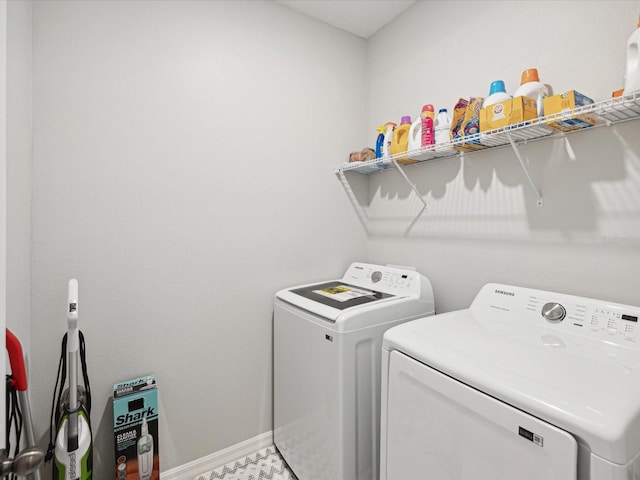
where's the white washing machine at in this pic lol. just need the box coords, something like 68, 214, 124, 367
380, 283, 640, 480
274, 262, 435, 480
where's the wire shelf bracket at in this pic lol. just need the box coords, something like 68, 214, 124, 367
506, 132, 544, 208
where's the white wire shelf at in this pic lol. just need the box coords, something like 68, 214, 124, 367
335, 91, 640, 175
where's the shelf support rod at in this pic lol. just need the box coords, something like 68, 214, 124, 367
506, 132, 544, 208
390, 158, 428, 216
336, 170, 370, 234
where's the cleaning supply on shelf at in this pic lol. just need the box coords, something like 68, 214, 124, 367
407, 116, 423, 154
390, 116, 414, 163
451, 98, 469, 151
382, 122, 396, 158
624, 15, 640, 94
408, 108, 439, 161
513, 68, 549, 117
462, 97, 486, 150
420, 105, 435, 147
375, 126, 386, 158
407, 117, 432, 161
482, 80, 512, 108
480, 96, 538, 132
348, 148, 376, 163
435, 108, 453, 152
543, 90, 595, 132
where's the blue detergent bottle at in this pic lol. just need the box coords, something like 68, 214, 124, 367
375, 125, 386, 158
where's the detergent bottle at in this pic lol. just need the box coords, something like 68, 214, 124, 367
390, 116, 412, 159
434, 108, 452, 151
513, 68, 549, 117
624, 15, 640, 94
408, 117, 422, 153
420, 105, 435, 147
483, 80, 512, 108
382, 122, 396, 158
375, 125, 386, 158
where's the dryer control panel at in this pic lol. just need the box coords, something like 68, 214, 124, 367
527, 296, 639, 343
473, 283, 640, 347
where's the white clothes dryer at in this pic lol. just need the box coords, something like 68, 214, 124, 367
380, 283, 640, 480
274, 262, 435, 480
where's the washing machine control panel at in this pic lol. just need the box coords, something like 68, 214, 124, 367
343, 263, 422, 295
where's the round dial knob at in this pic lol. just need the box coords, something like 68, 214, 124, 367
542, 302, 566, 322
371, 271, 382, 283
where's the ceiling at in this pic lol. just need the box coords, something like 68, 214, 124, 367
274, 0, 418, 39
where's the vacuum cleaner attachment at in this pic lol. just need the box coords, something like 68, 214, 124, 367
137, 418, 154, 480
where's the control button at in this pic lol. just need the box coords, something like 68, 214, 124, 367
542, 302, 566, 322
371, 271, 382, 283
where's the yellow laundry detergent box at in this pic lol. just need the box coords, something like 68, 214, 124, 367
543, 90, 595, 132
480, 96, 539, 132
113, 375, 159, 480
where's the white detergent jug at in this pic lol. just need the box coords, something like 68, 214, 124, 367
513, 68, 549, 117
434, 108, 453, 153
408, 116, 435, 161
483, 80, 512, 108
408, 117, 422, 152
625, 16, 640, 94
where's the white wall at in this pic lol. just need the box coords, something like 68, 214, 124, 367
6, 0, 32, 360
361, 1, 640, 313
27, 0, 640, 475
30, 0, 367, 474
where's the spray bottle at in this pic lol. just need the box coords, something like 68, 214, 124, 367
624, 15, 640, 94
382, 122, 396, 158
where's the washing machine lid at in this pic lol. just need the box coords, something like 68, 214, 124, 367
276, 262, 433, 322
382, 283, 640, 465
277, 281, 399, 321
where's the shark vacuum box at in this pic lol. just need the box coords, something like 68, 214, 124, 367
113, 374, 159, 480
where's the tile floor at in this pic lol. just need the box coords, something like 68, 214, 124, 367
193, 445, 297, 480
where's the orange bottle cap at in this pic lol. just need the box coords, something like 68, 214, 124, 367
521, 68, 540, 85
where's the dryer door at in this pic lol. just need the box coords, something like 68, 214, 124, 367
382, 351, 578, 480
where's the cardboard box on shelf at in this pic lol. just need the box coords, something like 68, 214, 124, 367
543, 90, 595, 131
480, 96, 539, 132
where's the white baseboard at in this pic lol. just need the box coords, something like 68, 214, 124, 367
161, 431, 274, 480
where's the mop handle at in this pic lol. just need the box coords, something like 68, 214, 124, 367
67, 279, 80, 452
67, 279, 79, 413
67, 279, 79, 355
